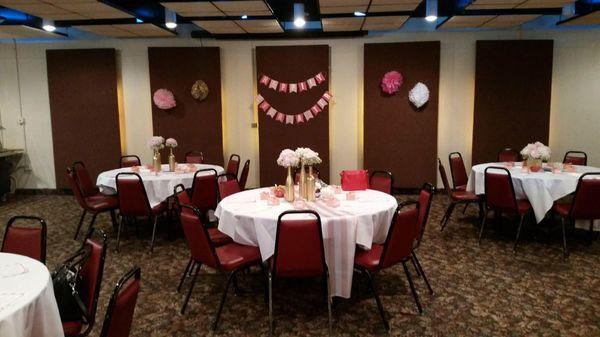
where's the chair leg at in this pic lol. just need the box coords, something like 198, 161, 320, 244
109, 209, 118, 233
561, 217, 568, 259
478, 202, 485, 222
364, 270, 389, 331
116, 215, 124, 252
213, 270, 237, 331
85, 212, 98, 238
402, 262, 423, 315
513, 214, 526, 252
149, 215, 158, 254
440, 203, 456, 232
410, 255, 421, 277
462, 202, 470, 214
412, 252, 433, 295
478, 209, 489, 245
74, 209, 87, 240
268, 272, 273, 337
180, 262, 201, 314
326, 272, 333, 336
177, 257, 193, 293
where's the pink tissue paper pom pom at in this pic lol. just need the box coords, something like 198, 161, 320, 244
153, 89, 176, 110
380, 71, 404, 95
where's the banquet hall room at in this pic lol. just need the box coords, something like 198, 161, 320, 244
1, 0, 600, 337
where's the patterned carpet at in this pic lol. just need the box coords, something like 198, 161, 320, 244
0, 193, 599, 337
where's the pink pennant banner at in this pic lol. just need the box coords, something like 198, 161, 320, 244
307, 78, 317, 88
310, 105, 322, 115
266, 107, 277, 118
317, 98, 327, 109
304, 110, 313, 121
285, 115, 294, 124
256, 94, 264, 104
258, 72, 327, 93
295, 114, 305, 123
322, 91, 332, 101
256, 92, 333, 126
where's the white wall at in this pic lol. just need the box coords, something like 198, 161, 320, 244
0, 28, 599, 189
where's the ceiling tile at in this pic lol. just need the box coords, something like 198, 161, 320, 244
56, 2, 133, 19
466, 0, 522, 10
160, 1, 224, 16
0, 25, 63, 38
481, 14, 540, 28
363, 15, 409, 30
321, 17, 364, 31
193, 20, 245, 33
319, 0, 369, 6
319, 5, 368, 14
561, 11, 600, 26
235, 19, 283, 33
517, 0, 573, 9
1, 3, 70, 15
439, 15, 496, 28
114, 24, 176, 37
370, 0, 421, 5
212, 1, 272, 16
74, 24, 136, 37
368, 3, 421, 12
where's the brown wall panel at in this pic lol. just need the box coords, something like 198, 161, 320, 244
472, 40, 553, 164
148, 47, 224, 166
256, 45, 330, 186
47, 49, 121, 189
364, 42, 440, 189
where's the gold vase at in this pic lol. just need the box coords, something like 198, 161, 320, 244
527, 158, 542, 172
168, 148, 176, 172
153, 149, 162, 172
299, 160, 307, 199
307, 165, 316, 201
285, 166, 295, 202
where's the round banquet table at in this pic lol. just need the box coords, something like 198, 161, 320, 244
97, 163, 224, 207
467, 162, 600, 229
0, 253, 63, 337
215, 188, 398, 298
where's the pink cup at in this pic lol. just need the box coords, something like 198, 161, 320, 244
346, 191, 356, 200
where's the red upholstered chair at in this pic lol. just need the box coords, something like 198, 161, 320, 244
99, 266, 141, 337
218, 173, 241, 200
185, 151, 204, 164
1, 216, 47, 264
190, 169, 219, 220
73, 162, 99, 198
563, 151, 587, 166
498, 148, 519, 162
119, 155, 141, 168
448, 152, 468, 191
340, 169, 369, 191
438, 159, 483, 231
115, 173, 166, 253
62, 228, 108, 337
238, 160, 250, 190
409, 184, 435, 295
479, 167, 533, 251
268, 211, 331, 336
553, 172, 600, 257
354, 203, 425, 330
294, 167, 320, 184
369, 171, 393, 195
67, 166, 118, 240
178, 205, 261, 331
226, 154, 241, 177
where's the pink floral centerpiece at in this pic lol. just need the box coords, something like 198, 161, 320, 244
380, 71, 404, 95
165, 138, 178, 171
147, 136, 164, 172
520, 142, 551, 172
277, 149, 300, 202
153, 89, 176, 110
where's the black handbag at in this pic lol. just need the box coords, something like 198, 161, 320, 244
52, 245, 92, 323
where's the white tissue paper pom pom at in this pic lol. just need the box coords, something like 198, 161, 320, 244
408, 82, 430, 108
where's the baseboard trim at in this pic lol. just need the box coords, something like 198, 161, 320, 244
16, 188, 72, 195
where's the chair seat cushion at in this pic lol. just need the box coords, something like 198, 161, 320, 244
151, 202, 167, 215
516, 200, 532, 214
215, 243, 261, 271
85, 194, 118, 212
62, 321, 83, 336
451, 190, 480, 202
553, 202, 571, 217
354, 243, 383, 271
454, 185, 467, 191
208, 228, 232, 246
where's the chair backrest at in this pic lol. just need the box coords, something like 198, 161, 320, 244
116, 173, 151, 217
218, 173, 241, 199
73, 161, 98, 197
369, 171, 393, 194
380, 204, 420, 269
340, 169, 369, 191
272, 211, 326, 278
119, 155, 141, 168
190, 169, 218, 213
1, 216, 47, 263
415, 183, 435, 248
484, 167, 518, 212
99, 267, 141, 337
563, 151, 587, 166
238, 160, 250, 190
294, 167, 320, 184
437, 158, 453, 198
178, 205, 219, 269
66, 166, 89, 210
185, 151, 204, 164
569, 173, 600, 219
448, 152, 468, 189
80, 228, 108, 328
173, 184, 191, 211
498, 148, 519, 162
226, 154, 241, 177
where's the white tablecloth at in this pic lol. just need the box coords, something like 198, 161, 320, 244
467, 163, 600, 229
215, 188, 398, 298
0, 253, 63, 337
97, 163, 224, 207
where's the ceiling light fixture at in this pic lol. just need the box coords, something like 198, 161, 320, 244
136, 18, 144, 23
293, 3, 306, 28
42, 18, 56, 32
425, 0, 438, 22
165, 9, 177, 29
241, 14, 248, 19
354, 11, 366, 17
0, 16, 5, 24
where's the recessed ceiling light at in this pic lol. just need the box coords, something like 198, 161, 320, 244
425, 15, 437, 22
42, 19, 56, 32
165, 8, 177, 29
425, 0, 438, 23
354, 11, 366, 17
136, 18, 144, 23
293, 3, 306, 28
241, 14, 248, 19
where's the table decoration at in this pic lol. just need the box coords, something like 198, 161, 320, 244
295, 147, 322, 201
147, 136, 165, 172
346, 191, 357, 200
277, 149, 300, 202
166, 138, 178, 172
153, 89, 176, 110
191, 80, 209, 101
408, 82, 430, 108
520, 141, 551, 172
256, 91, 332, 125
381, 70, 403, 95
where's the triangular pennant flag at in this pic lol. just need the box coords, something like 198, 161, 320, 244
295, 114, 305, 123
268, 80, 279, 90
267, 107, 277, 118
288, 83, 298, 93
278, 83, 288, 93
285, 115, 294, 125
256, 94, 264, 104
317, 98, 327, 109
307, 78, 317, 88
259, 75, 270, 86
315, 72, 326, 84
275, 112, 285, 123
259, 101, 271, 112
303, 110, 313, 120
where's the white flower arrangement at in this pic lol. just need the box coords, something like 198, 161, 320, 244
277, 149, 300, 168
165, 138, 178, 148
295, 147, 322, 165
147, 136, 165, 150
408, 82, 430, 108
521, 141, 551, 161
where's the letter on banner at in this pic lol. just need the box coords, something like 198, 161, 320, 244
256, 94, 264, 104
259, 75, 270, 86
298, 82, 308, 92
266, 107, 277, 118
275, 112, 285, 123
303, 110, 313, 121
317, 98, 327, 109
295, 114, 305, 123
259, 101, 271, 112
268, 80, 279, 90
315, 72, 326, 84
285, 115, 294, 125
288, 83, 298, 93
278, 83, 288, 93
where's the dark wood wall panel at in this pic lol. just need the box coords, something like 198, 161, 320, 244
148, 47, 224, 165
256, 45, 330, 186
364, 42, 440, 189
472, 40, 553, 164
47, 49, 121, 189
